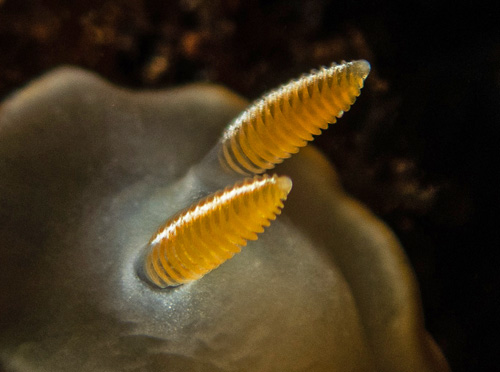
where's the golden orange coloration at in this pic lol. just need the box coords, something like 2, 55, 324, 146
143, 174, 292, 288
218, 60, 370, 175
140, 60, 370, 289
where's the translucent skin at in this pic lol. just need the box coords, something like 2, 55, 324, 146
219, 60, 370, 174
143, 175, 292, 287
0, 67, 449, 372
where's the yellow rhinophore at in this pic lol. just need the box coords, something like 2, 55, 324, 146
143, 175, 292, 288
218, 60, 370, 175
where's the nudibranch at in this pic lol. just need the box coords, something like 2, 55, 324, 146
0, 61, 448, 371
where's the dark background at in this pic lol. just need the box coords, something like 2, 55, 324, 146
1, 1, 498, 371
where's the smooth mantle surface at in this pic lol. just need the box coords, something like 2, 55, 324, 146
0, 68, 448, 371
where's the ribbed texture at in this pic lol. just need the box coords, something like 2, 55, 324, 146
219, 60, 370, 175
143, 174, 292, 288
